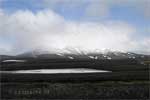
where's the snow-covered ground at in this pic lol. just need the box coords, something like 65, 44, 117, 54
2, 60, 26, 63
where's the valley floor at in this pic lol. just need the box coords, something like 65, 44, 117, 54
1, 81, 149, 99
0, 59, 149, 99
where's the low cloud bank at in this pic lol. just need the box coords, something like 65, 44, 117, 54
0, 9, 149, 55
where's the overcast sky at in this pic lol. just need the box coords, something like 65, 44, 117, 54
0, 0, 150, 55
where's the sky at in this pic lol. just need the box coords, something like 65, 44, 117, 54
0, 0, 150, 55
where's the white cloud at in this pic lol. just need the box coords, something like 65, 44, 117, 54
0, 9, 149, 55
138, 38, 150, 54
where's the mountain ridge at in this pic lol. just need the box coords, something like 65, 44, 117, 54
1, 48, 149, 61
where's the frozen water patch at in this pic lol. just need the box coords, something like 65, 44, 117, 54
68, 56, 74, 59
0, 68, 111, 74
2, 60, 26, 63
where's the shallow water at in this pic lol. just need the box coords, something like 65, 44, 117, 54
0, 68, 111, 74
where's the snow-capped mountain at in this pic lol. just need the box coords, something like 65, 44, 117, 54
14, 48, 150, 60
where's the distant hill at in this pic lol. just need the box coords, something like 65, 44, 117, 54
1, 48, 150, 61
14, 49, 150, 61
